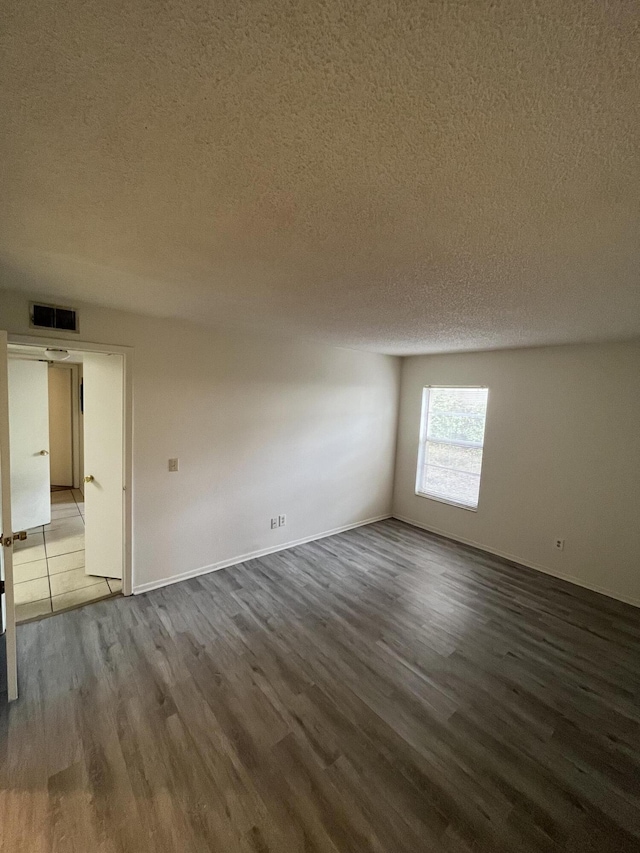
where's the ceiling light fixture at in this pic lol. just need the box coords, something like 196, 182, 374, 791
45, 348, 71, 362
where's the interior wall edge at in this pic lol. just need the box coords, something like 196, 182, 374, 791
392, 514, 640, 609
132, 514, 392, 595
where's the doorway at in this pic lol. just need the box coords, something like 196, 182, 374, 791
5, 338, 132, 623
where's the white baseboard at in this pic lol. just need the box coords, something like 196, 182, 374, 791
392, 514, 640, 609
133, 514, 392, 595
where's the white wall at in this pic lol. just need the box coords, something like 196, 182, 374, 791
0, 288, 400, 591
393, 341, 640, 606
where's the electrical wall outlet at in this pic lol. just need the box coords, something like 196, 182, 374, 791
555, 538, 565, 551
270, 517, 278, 530
168, 458, 179, 472
278, 514, 286, 527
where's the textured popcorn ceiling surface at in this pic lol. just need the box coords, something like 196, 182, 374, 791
1, 0, 639, 354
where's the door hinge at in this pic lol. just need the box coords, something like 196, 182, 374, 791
0, 579, 4, 595
2, 532, 27, 547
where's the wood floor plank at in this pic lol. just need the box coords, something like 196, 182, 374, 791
2, 519, 640, 852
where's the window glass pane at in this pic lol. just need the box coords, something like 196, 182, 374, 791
420, 466, 481, 507
425, 441, 483, 475
417, 386, 488, 509
427, 412, 485, 444
429, 387, 488, 415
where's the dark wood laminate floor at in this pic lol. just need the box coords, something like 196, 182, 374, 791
2, 519, 640, 853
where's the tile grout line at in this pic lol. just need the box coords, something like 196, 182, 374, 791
44, 516, 53, 611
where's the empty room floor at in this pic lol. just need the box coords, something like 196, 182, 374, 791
12, 488, 121, 623
2, 520, 639, 852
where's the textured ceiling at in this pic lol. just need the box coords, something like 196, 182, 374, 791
1, 0, 639, 354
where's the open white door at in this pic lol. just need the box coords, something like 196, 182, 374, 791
0, 331, 18, 701
83, 352, 124, 579
8, 359, 51, 530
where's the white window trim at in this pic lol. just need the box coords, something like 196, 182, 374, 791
415, 385, 488, 511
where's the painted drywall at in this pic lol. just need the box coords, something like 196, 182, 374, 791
0, 288, 399, 591
48, 365, 74, 487
392, 341, 640, 606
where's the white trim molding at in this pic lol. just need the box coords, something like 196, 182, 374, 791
133, 514, 392, 595
393, 514, 640, 609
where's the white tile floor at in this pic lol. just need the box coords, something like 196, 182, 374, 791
14, 488, 121, 623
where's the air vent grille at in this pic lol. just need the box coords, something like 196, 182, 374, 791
30, 302, 79, 333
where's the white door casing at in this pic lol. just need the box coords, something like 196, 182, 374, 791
8, 359, 51, 531
0, 331, 18, 701
83, 352, 124, 580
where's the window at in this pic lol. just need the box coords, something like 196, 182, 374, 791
416, 386, 488, 510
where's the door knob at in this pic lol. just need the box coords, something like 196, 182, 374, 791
39, 449, 49, 455
84, 475, 94, 483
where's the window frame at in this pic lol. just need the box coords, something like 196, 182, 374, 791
415, 385, 489, 512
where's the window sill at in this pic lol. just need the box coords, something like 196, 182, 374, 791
414, 491, 478, 512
